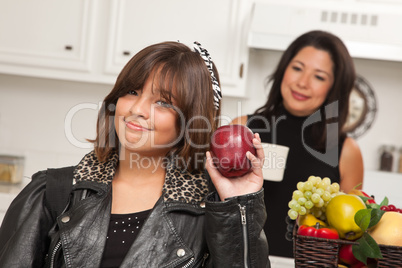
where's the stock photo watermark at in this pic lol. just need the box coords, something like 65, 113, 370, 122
64, 101, 340, 168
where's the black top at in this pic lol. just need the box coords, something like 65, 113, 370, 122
247, 107, 344, 258
100, 209, 151, 268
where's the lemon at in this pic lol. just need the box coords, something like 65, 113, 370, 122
297, 213, 327, 227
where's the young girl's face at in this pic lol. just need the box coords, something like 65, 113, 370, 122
281, 46, 334, 117
114, 75, 180, 157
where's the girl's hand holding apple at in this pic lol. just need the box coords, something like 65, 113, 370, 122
206, 125, 265, 200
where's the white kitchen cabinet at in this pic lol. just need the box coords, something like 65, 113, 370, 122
249, 0, 402, 62
0, 0, 96, 77
104, 0, 250, 97
358, 0, 402, 4
0, 0, 250, 97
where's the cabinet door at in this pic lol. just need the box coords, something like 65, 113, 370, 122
104, 0, 250, 97
0, 0, 95, 75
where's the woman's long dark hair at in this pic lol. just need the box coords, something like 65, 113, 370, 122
254, 30, 356, 150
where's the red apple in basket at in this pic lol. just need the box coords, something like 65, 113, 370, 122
210, 125, 256, 178
339, 244, 364, 267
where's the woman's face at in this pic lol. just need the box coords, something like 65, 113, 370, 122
114, 76, 180, 157
281, 46, 334, 117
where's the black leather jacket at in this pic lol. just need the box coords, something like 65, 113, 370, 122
0, 152, 270, 268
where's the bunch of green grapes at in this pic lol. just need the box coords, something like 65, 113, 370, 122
287, 176, 341, 221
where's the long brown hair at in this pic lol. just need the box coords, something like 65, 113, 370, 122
91, 42, 221, 172
255, 30, 356, 149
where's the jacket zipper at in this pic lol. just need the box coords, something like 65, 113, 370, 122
201, 253, 209, 267
50, 240, 62, 268
239, 205, 249, 268
181, 257, 194, 268
49, 189, 88, 268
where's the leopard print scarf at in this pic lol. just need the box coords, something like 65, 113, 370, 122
73, 151, 209, 203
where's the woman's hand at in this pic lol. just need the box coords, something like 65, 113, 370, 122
205, 133, 265, 201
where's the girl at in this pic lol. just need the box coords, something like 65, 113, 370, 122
0, 41, 269, 267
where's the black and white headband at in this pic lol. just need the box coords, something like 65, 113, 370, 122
193, 42, 222, 110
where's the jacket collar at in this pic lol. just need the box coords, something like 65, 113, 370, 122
73, 151, 209, 204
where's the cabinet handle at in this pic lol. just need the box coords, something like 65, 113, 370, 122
65, 45, 73, 51
239, 63, 244, 78
123, 51, 130, 56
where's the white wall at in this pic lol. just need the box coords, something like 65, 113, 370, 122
1, 48, 402, 180
0, 74, 110, 177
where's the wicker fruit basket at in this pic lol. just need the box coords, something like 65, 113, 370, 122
293, 225, 402, 267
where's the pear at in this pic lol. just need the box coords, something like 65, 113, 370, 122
368, 211, 402, 247
325, 194, 366, 240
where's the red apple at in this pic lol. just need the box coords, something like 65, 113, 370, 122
339, 244, 366, 267
348, 189, 376, 204
210, 124, 256, 178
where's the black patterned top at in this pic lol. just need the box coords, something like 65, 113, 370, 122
100, 209, 152, 268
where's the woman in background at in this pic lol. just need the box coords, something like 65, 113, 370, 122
232, 30, 363, 258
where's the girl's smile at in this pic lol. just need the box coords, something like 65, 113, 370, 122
115, 75, 179, 156
124, 119, 152, 132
